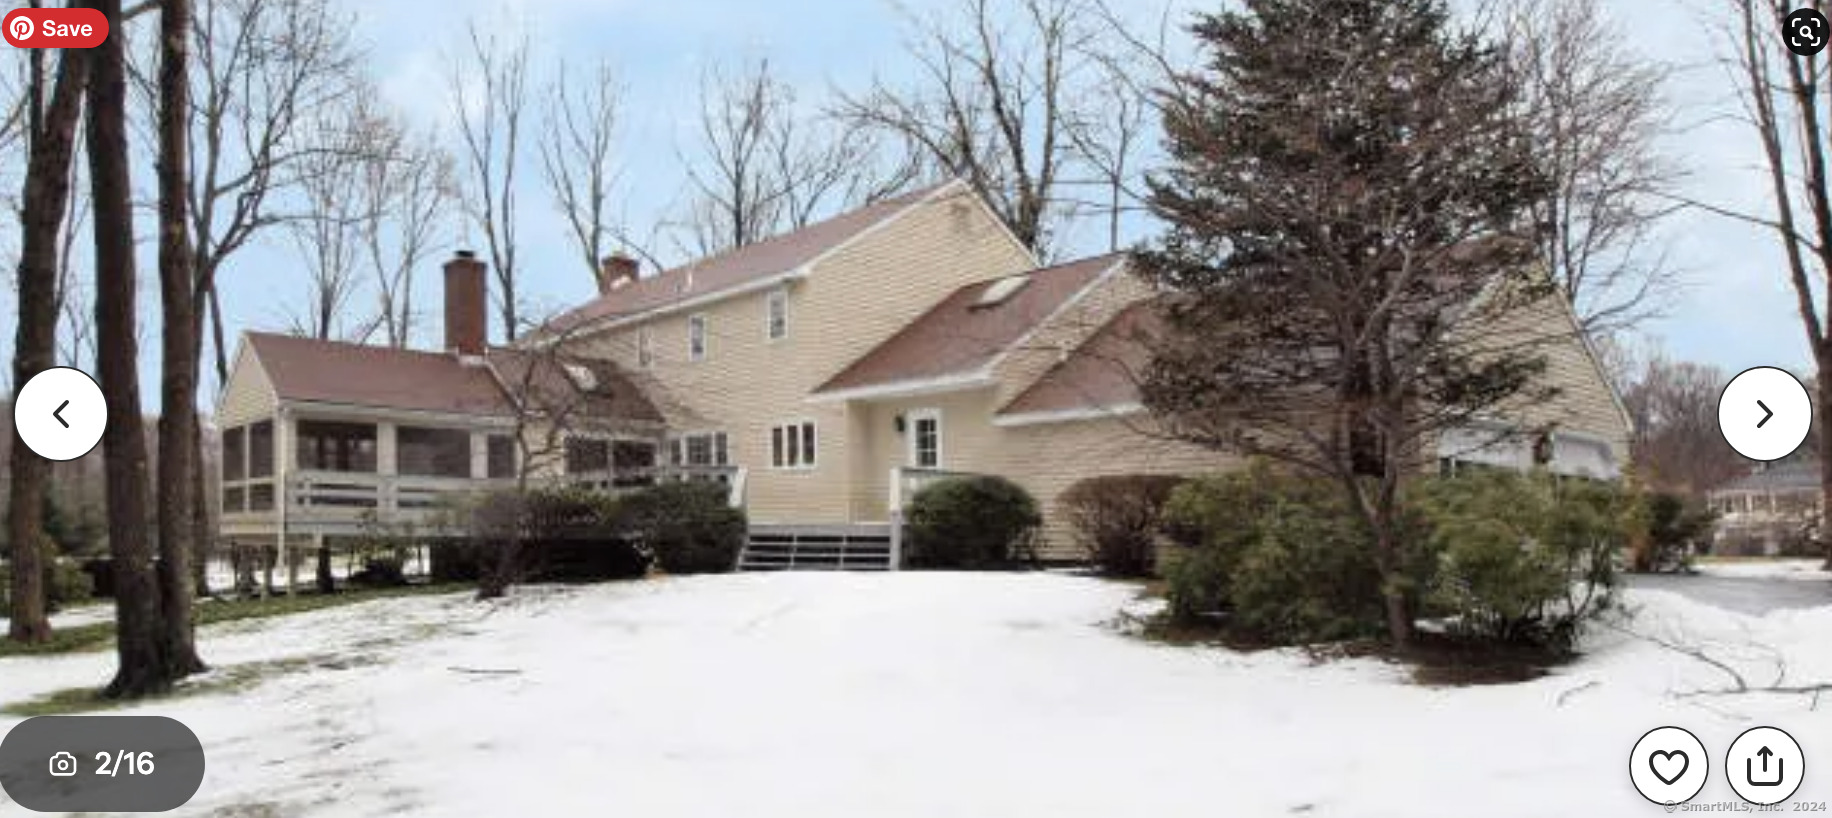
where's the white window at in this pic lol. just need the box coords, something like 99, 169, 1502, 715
637, 326, 654, 368
688, 314, 707, 362
670, 431, 729, 467
766, 286, 789, 341
770, 421, 817, 469
907, 409, 940, 469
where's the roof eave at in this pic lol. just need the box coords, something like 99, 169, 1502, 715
992, 402, 1146, 427
807, 371, 998, 404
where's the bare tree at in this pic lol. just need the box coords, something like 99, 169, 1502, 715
7, 16, 91, 646
1618, 352, 1745, 496
361, 119, 457, 349
1499, 0, 1681, 336
91, 0, 169, 698
539, 58, 628, 283
683, 59, 792, 256
185, 0, 361, 380
286, 110, 367, 341
473, 324, 616, 600
449, 19, 530, 342
1721, 0, 1832, 566
157, 0, 207, 679
681, 58, 921, 258
836, 0, 1097, 255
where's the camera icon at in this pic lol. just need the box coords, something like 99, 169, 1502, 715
47, 751, 77, 777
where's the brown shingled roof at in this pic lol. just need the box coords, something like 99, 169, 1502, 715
813, 253, 1123, 396
546, 180, 960, 334
247, 332, 513, 416
244, 332, 659, 424
997, 299, 1162, 417
486, 346, 663, 425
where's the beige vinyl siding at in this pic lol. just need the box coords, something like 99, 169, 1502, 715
217, 342, 277, 429
853, 387, 1234, 560
998, 416, 1240, 561
989, 264, 1153, 408
852, 388, 1005, 520
1467, 295, 1631, 462
573, 183, 1036, 525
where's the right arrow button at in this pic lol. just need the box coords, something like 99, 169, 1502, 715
1719, 367, 1812, 461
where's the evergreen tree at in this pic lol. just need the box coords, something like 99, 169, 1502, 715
1134, 0, 1556, 645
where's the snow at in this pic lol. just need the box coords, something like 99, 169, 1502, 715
1693, 557, 1831, 582
1, 572, 1828, 817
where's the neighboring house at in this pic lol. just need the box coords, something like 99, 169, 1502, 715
1708, 455, 1823, 556
216, 179, 1633, 569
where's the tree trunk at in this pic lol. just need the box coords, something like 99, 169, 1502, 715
315, 545, 333, 594
155, 0, 205, 679
1819, 371, 1832, 569
91, 0, 170, 699
8, 41, 91, 645
191, 422, 211, 597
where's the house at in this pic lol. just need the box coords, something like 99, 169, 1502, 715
216, 178, 1633, 571
1708, 455, 1823, 556
215, 251, 723, 584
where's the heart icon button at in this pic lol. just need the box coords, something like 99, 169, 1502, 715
1631, 726, 1709, 805
1650, 750, 1688, 785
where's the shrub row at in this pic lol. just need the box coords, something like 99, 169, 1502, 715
440, 481, 746, 585
1155, 463, 1625, 651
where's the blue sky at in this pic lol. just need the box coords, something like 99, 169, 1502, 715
3, 0, 1816, 405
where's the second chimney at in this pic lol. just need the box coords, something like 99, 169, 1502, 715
444, 250, 487, 357
597, 253, 640, 295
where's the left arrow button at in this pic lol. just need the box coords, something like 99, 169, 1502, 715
12, 368, 106, 461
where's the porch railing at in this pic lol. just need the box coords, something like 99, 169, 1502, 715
886, 466, 978, 569
285, 464, 748, 521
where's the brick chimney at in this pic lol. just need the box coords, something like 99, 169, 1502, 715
597, 253, 639, 294
444, 250, 487, 357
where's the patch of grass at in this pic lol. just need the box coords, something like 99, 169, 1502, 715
0, 622, 116, 658
0, 583, 471, 660
1, 652, 386, 717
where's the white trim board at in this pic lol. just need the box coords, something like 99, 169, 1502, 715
991, 402, 1146, 427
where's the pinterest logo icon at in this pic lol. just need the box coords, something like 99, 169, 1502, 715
2, 8, 108, 48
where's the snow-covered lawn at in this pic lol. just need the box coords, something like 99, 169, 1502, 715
1693, 557, 1830, 581
2, 572, 1828, 817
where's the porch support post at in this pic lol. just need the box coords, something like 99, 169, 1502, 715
887, 466, 903, 570
275, 406, 290, 595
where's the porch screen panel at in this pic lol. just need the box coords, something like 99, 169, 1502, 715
613, 441, 657, 470
222, 426, 245, 481
566, 438, 611, 474
248, 420, 274, 477
487, 435, 516, 479
398, 426, 472, 477
295, 420, 377, 472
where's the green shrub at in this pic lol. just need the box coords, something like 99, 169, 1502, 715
1061, 474, 1186, 577
1642, 492, 1715, 571
905, 475, 1040, 570
618, 481, 746, 574
1412, 470, 1622, 650
0, 557, 96, 613
1225, 493, 1388, 643
1159, 463, 1388, 641
1163, 543, 1233, 623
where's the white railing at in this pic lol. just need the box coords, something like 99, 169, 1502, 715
887, 466, 976, 514
886, 466, 977, 570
